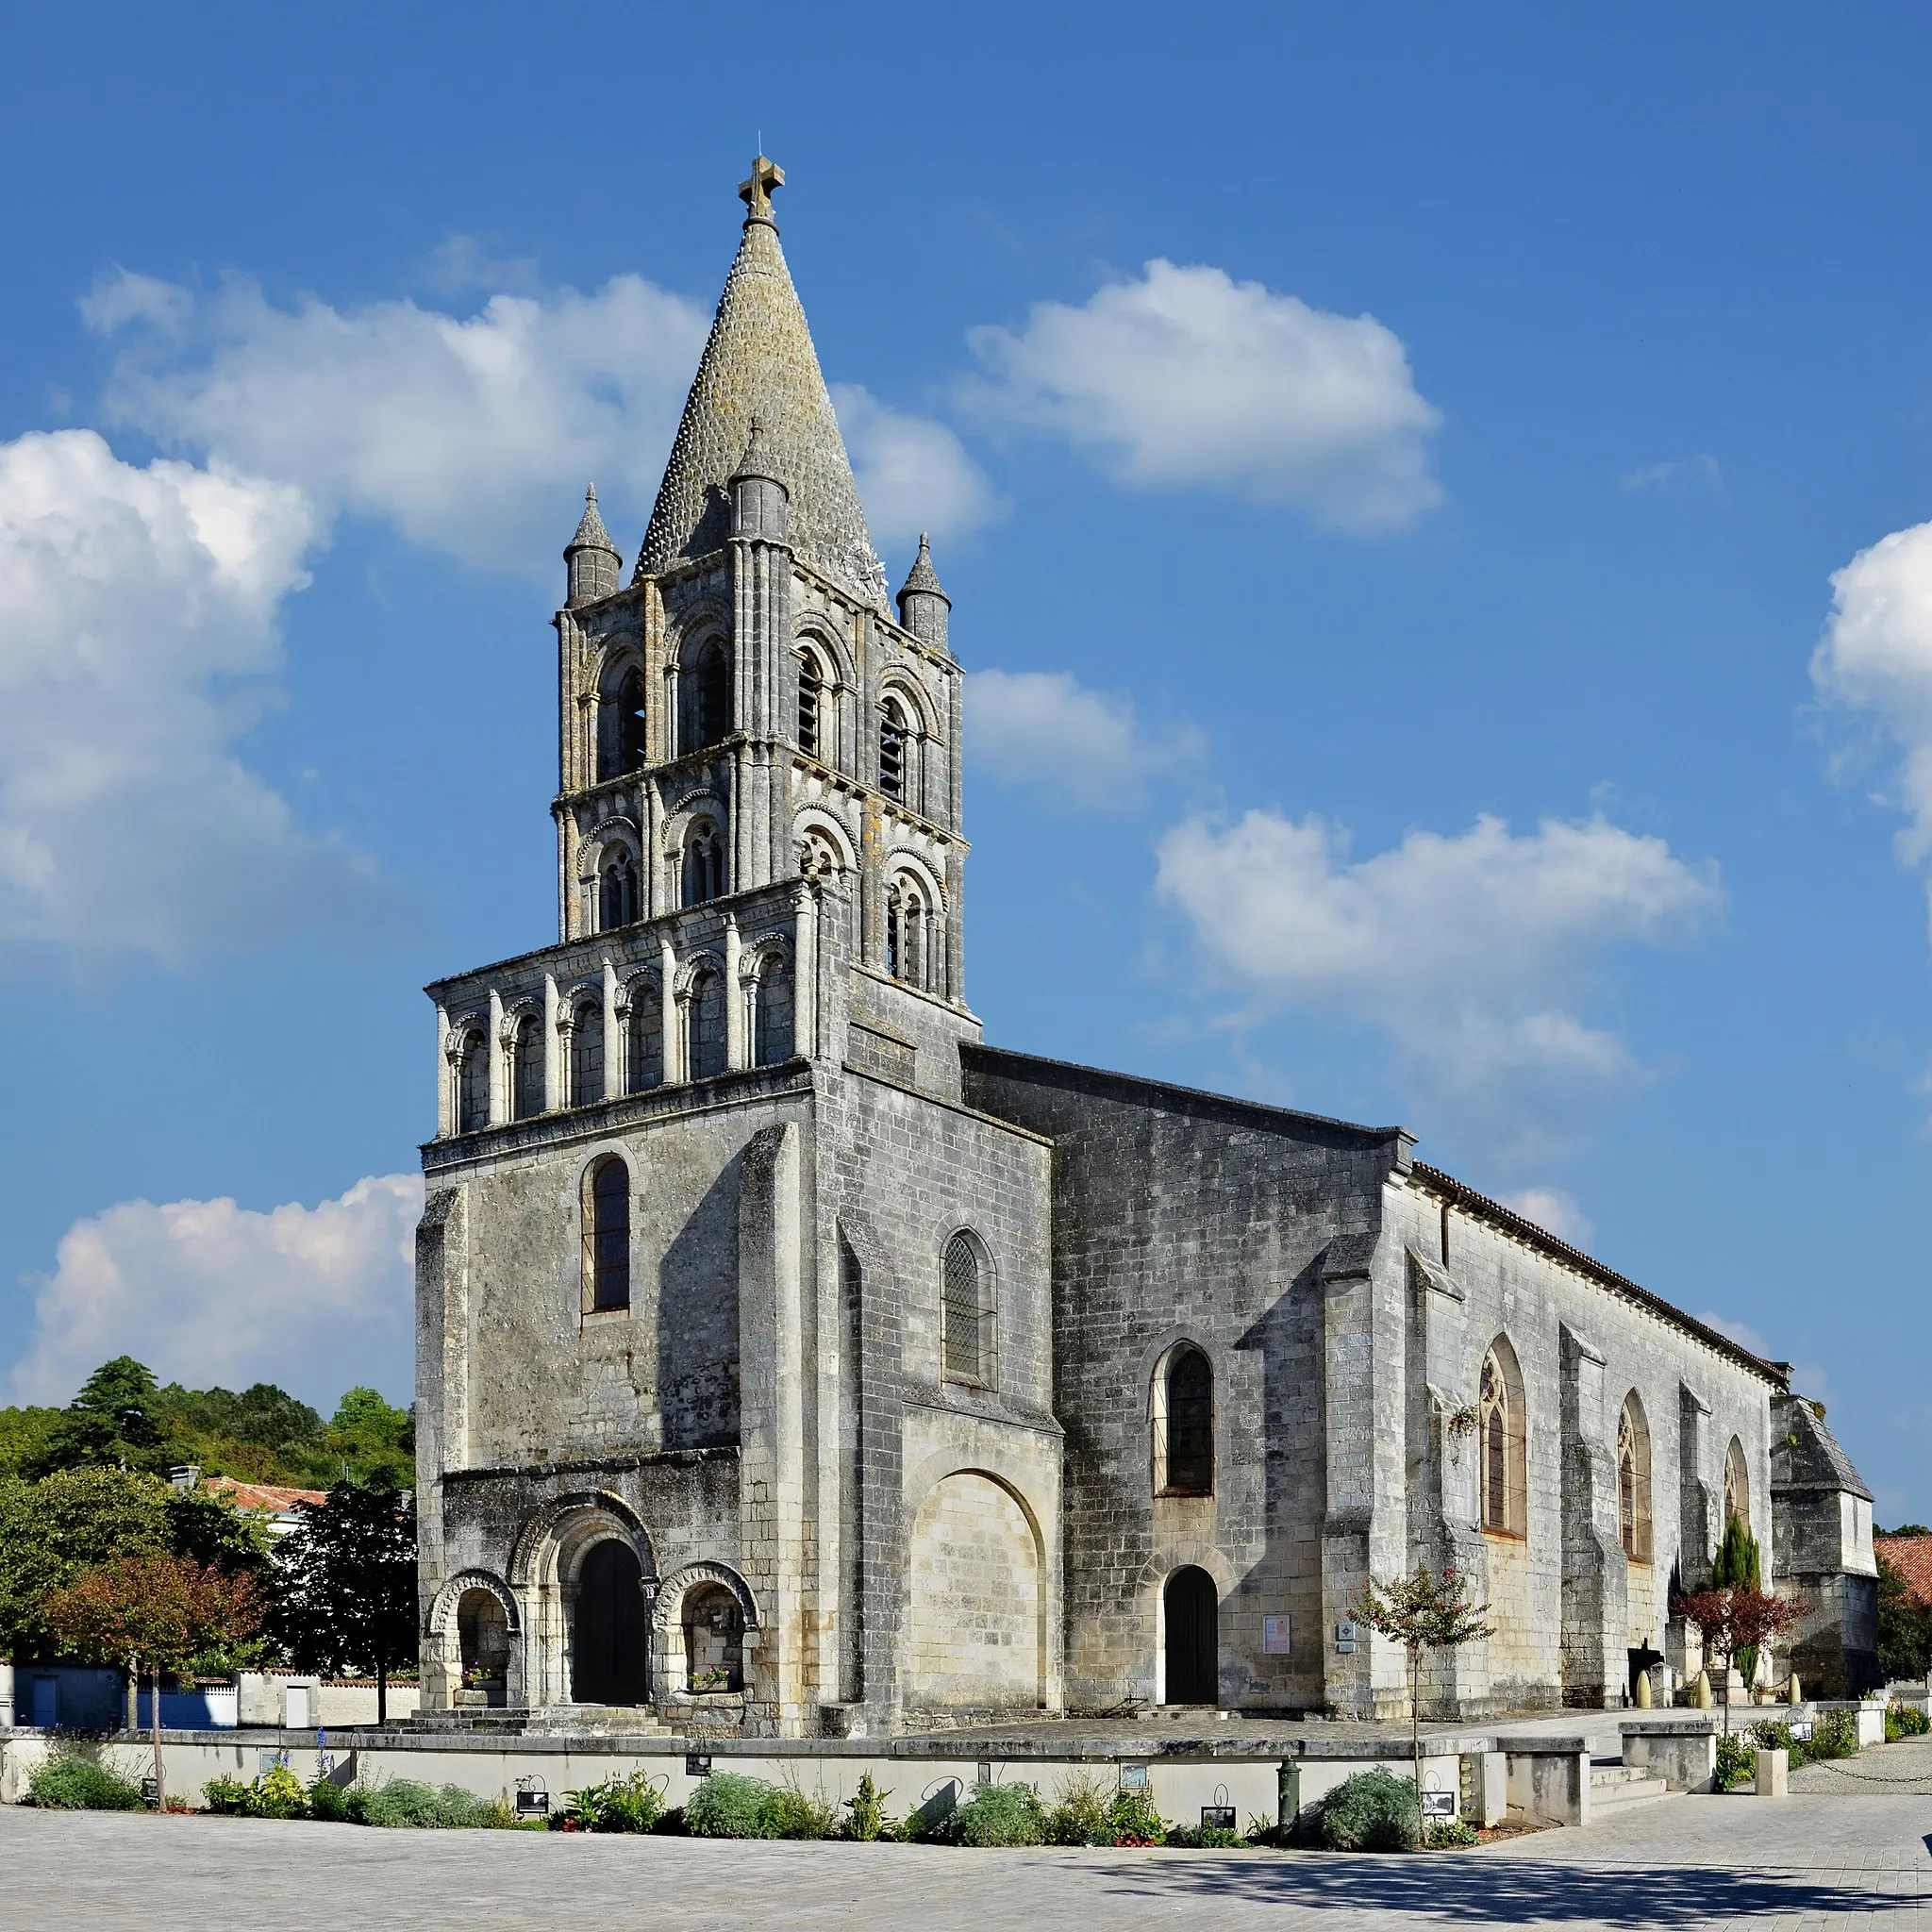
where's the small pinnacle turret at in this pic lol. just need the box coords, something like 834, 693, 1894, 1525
896, 533, 952, 654
564, 484, 622, 606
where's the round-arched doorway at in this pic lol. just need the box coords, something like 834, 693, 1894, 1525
573, 1539, 647, 1705
1163, 1566, 1218, 1705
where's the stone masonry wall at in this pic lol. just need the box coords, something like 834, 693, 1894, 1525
961, 1045, 1408, 1716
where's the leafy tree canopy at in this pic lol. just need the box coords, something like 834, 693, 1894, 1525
1877, 1552, 1932, 1680
0, 1357, 414, 1490
0, 1464, 267, 1660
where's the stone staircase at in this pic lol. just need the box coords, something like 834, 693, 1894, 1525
1589, 1757, 1673, 1820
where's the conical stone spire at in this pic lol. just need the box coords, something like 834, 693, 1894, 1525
636, 160, 888, 608
565, 483, 622, 605
895, 532, 952, 653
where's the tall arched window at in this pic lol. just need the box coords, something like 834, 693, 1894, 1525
687, 967, 725, 1079
1478, 1340, 1527, 1537
941, 1231, 991, 1386
751, 951, 793, 1067
795, 649, 824, 758
598, 663, 647, 781
569, 999, 604, 1108
681, 821, 724, 907
510, 1011, 544, 1121
1618, 1391, 1652, 1561
685, 639, 731, 753
1157, 1347, 1214, 1496
877, 694, 908, 800
886, 876, 924, 988
584, 1156, 630, 1311
1724, 1437, 1750, 1531
626, 982, 663, 1092
599, 848, 638, 930
456, 1028, 489, 1134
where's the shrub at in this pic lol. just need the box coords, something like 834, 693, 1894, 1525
841, 1772, 895, 1841
1424, 1818, 1481, 1848
948, 1780, 1047, 1847
1810, 1709, 1858, 1761
763, 1781, 839, 1840
358, 1778, 492, 1828
1886, 1702, 1929, 1742
1317, 1770, 1421, 1852
200, 1774, 253, 1815
1106, 1786, 1166, 1847
26, 1755, 144, 1811
685, 1773, 779, 1840
307, 1774, 353, 1823
1714, 1733, 1757, 1790
1166, 1823, 1246, 1848
559, 1770, 665, 1834
1043, 1772, 1114, 1847
1750, 1719, 1808, 1770
249, 1766, 309, 1820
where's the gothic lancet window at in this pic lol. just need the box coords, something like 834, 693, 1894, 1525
510, 1011, 544, 1121
1478, 1340, 1527, 1537
1618, 1392, 1652, 1562
626, 982, 663, 1092
687, 967, 726, 1080
599, 849, 638, 931
1724, 1437, 1751, 1532
569, 999, 604, 1108
598, 664, 647, 781
877, 694, 908, 800
941, 1231, 991, 1386
584, 1156, 630, 1312
1158, 1348, 1214, 1496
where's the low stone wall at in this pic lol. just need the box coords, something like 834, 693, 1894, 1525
1622, 1718, 1716, 1792
0, 1726, 1495, 1833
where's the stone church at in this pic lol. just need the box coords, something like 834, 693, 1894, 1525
413, 160, 1876, 1736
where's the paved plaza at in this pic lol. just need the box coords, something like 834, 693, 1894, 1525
4, 1777, 1931, 1932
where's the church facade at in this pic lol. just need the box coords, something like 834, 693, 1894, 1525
413, 161, 1865, 1735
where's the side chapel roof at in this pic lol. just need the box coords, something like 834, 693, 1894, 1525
636, 159, 889, 609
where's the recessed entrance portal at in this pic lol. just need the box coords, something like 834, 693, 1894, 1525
573, 1539, 647, 1705
1163, 1565, 1219, 1705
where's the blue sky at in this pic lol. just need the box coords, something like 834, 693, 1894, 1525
3, 3, 1931, 1519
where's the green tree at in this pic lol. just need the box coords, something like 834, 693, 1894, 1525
0, 1406, 62, 1478
322, 1387, 414, 1487
25, 1357, 163, 1475
43, 1553, 261, 1808
1351, 1562, 1494, 1789
0, 1465, 267, 1663
1674, 1584, 1806, 1733
271, 1473, 416, 1723
1714, 1513, 1764, 1684
1876, 1553, 1932, 1680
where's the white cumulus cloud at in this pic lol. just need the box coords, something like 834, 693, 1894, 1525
1814, 520, 1932, 917
0, 426, 377, 960
9, 1174, 424, 1410
86, 266, 999, 580
1156, 808, 1719, 1161
967, 668, 1206, 810
1499, 1188, 1596, 1250
962, 258, 1442, 531
830, 383, 1003, 553
87, 267, 711, 580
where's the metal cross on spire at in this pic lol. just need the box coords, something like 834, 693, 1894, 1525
738, 154, 784, 220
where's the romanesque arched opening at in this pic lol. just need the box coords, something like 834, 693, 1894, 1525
1163, 1565, 1218, 1705
906, 1471, 1040, 1714
681, 1583, 745, 1692
572, 1539, 647, 1706
457, 1587, 510, 1707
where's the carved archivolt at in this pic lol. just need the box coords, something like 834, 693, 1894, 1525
649, 1561, 759, 1636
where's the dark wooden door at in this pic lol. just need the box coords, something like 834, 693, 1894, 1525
1164, 1566, 1218, 1704
573, 1540, 648, 1705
